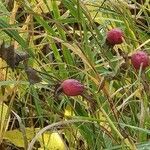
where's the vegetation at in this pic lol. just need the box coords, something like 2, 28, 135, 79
0, 0, 150, 149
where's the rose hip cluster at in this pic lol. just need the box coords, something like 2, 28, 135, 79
106, 28, 149, 71
58, 28, 149, 97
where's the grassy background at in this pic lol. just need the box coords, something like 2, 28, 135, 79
0, 0, 150, 149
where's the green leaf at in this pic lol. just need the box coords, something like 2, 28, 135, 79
0, 19, 27, 48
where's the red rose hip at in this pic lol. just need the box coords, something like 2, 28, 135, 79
61, 79, 84, 96
131, 51, 149, 70
106, 28, 123, 45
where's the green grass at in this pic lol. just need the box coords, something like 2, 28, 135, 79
0, 0, 150, 149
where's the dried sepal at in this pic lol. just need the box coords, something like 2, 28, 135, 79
0, 42, 29, 69
25, 67, 42, 84
0, 43, 15, 68
15, 52, 29, 66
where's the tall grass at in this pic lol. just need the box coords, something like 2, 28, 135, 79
0, 0, 150, 149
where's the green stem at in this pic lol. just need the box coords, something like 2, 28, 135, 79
100, 107, 136, 150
